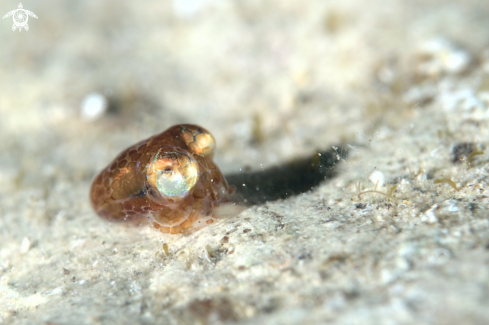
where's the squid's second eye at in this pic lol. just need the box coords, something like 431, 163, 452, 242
146, 151, 199, 200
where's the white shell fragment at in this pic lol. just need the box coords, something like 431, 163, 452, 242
369, 170, 385, 187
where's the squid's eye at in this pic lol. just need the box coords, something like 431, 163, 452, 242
180, 127, 216, 156
146, 152, 199, 200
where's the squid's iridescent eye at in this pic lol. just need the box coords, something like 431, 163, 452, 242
180, 127, 216, 156
146, 152, 199, 199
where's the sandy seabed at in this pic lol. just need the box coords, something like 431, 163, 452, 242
1, 0, 489, 324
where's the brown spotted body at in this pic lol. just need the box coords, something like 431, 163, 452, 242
90, 124, 235, 234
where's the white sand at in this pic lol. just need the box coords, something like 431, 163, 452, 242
1, 0, 489, 324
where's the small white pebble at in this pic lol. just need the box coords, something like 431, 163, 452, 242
422, 204, 439, 224
369, 170, 385, 187
381, 269, 396, 284
81, 92, 108, 121
20, 237, 31, 253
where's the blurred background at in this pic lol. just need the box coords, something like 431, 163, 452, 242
1, 0, 488, 175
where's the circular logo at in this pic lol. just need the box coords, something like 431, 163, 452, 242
13, 10, 28, 27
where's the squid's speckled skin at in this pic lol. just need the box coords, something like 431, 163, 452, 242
90, 124, 235, 234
